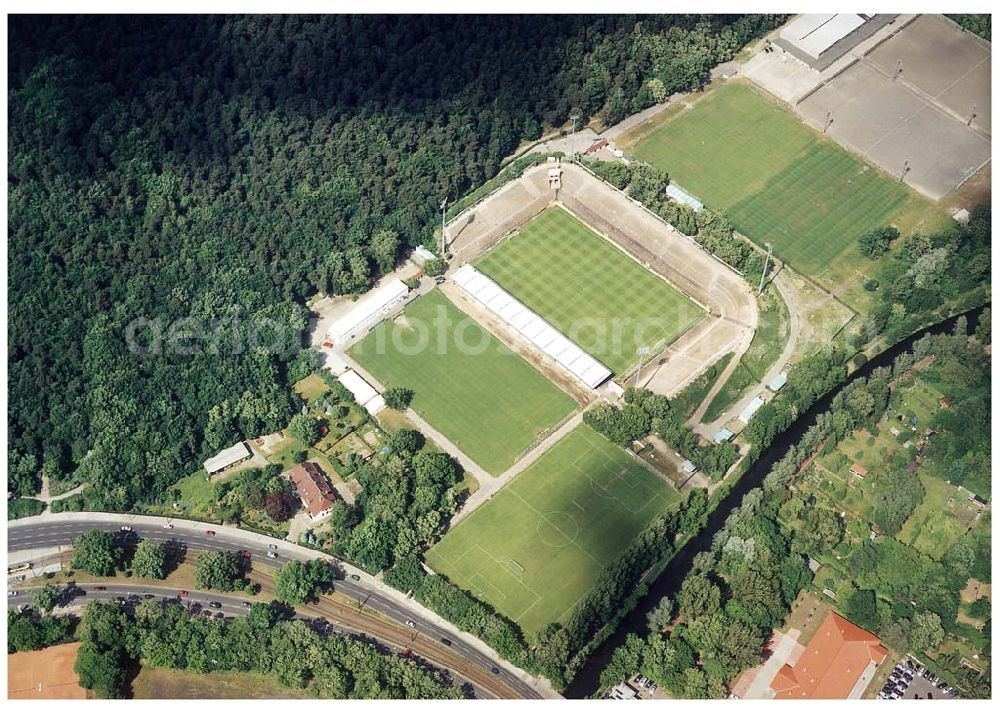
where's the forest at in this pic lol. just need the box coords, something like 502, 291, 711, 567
8, 14, 784, 510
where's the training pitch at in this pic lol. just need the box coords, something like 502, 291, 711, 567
476, 206, 703, 374
425, 424, 680, 638
349, 290, 576, 475
625, 83, 933, 283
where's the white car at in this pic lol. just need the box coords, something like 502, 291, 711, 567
120, 525, 132, 532
405, 620, 416, 628
163, 523, 173, 529
8, 590, 17, 597
267, 543, 277, 549
267, 551, 277, 559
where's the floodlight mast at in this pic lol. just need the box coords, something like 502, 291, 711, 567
570, 113, 581, 161
440, 197, 448, 256
758, 243, 772, 294
635, 346, 651, 388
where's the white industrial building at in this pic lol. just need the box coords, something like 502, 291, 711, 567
337, 368, 386, 415
451, 265, 612, 389
779, 14, 865, 60
203, 441, 251, 475
327, 279, 409, 345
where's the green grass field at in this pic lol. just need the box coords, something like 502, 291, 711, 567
624, 83, 942, 293
476, 207, 702, 374
425, 424, 680, 639
348, 291, 576, 475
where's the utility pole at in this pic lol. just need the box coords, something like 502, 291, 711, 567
758, 242, 772, 294
968, 104, 977, 126
439, 197, 448, 257
635, 346, 651, 388
570, 113, 580, 161
894, 59, 903, 80
824, 111, 833, 133
899, 158, 909, 183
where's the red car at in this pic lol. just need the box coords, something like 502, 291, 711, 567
177, 590, 188, 597
240, 550, 251, 559
205, 530, 216, 537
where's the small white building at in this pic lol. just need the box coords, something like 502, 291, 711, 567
327, 279, 409, 345
203, 441, 251, 475
681, 459, 698, 475
739, 396, 766, 424
767, 371, 788, 392
410, 245, 437, 266
665, 183, 704, 212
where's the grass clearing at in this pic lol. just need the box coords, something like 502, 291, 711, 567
622, 82, 944, 302
425, 424, 680, 639
476, 206, 703, 374
349, 290, 577, 475
131, 668, 311, 699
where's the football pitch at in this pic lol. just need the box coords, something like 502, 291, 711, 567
349, 290, 576, 475
425, 424, 680, 639
624, 83, 934, 282
476, 207, 703, 374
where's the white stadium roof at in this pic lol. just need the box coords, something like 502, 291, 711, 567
327, 279, 408, 343
451, 265, 612, 389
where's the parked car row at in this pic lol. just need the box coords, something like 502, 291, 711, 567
878, 659, 959, 700
633, 673, 658, 694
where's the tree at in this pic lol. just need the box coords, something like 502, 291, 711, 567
384, 555, 427, 595
677, 574, 721, 619
908, 611, 945, 653
646, 595, 674, 632
288, 414, 321, 445
71, 531, 122, 576
33, 583, 60, 613
858, 226, 899, 259
264, 489, 297, 522
794, 506, 844, 553
74, 644, 128, 699
131, 539, 167, 580
844, 588, 879, 631
194, 551, 246, 592
274, 559, 335, 605
383, 387, 414, 411
327, 500, 360, 543
370, 229, 400, 274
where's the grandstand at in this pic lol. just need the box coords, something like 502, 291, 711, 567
451, 264, 612, 389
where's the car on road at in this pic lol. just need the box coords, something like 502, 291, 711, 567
350, 574, 361, 581
405, 620, 416, 628
177, 590, 188, 597
267, 543, 278, 549
120, 525, 132, 531
215, 612, 225, 620
143, 594, 155, 599
242, 601, 252, 608
440, 637, 452, 646
94, 586, 106, 591
267, 551, 277, 559
209, 601, 222, 609
205, 530, 216, 536
490, 667, 500, 675
163, 523, 173, 529
434, 275, 446, 284
7, 590, 17, 597
240, 550, 251, 558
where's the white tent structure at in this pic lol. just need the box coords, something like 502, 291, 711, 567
779, 14, 865, 60
337, 369, 386, 415
451, 265, 612, 389
327, 279, 408, 345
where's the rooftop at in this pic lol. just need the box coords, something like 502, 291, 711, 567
771, 612, 888, 700
203, 441, 251, 474
287, 461, 338, 518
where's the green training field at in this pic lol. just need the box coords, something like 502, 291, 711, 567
476, 207, 702, 374
349, 290, 576, 476
425, 424, 680, 639
624, 82, 932, 283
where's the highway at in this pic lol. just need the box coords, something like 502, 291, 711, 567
7, 515, 547, 699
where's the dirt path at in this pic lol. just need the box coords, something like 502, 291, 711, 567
692, 270, 801, 437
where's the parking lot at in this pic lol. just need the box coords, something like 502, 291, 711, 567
798, 15, 990, 200
877, 658, 960, 700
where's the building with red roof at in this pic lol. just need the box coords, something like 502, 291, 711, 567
770, 612, 888, 699
287, 461, 338, 520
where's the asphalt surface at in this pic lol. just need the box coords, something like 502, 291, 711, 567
8, 518, 543, 699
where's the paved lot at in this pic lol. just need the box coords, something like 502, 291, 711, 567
798, 15, 990, 200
